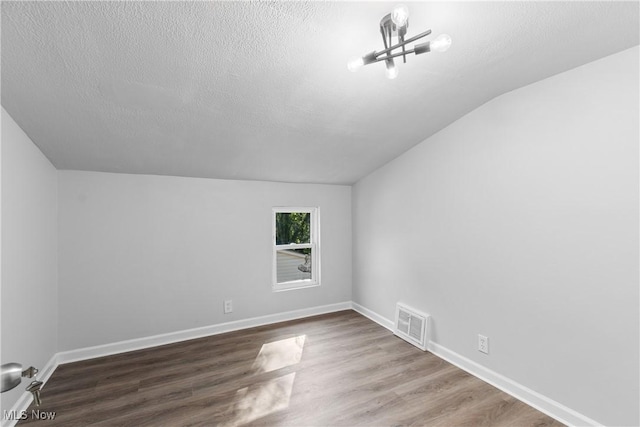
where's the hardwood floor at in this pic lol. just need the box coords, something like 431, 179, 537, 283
19, 310, 564, 426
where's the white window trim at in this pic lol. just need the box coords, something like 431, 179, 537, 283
272, 207, 320, 292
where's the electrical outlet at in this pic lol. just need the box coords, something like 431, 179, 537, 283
223, 300, 233, 314
478, 334, 489, 354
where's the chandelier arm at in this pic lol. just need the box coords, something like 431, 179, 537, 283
374, 29, 431, 58
371, 48, 417, 63
380, 27, 389, 50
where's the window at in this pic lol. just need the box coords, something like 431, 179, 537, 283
273, 207, 320, 291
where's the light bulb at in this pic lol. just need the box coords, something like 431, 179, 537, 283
347, 56, 364, 72
391, 4, 409, 27
385, 59, 398, 79
431, 34, 452, 52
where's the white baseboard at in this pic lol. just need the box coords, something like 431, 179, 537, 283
4, 301, 602, 427
351, 301, 394, 331
4, 301, 351, 427
57, 301, 352, 364
427, 342, 603, 427
351, 301, 602, 427
2, 353, 58, 427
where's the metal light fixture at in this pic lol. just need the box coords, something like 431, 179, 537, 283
348, 4, 451, 79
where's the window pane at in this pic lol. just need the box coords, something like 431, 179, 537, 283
277, 249, 312, 283
275, 212, 311, 245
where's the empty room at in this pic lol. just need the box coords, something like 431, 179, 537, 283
1, 1, 638, 426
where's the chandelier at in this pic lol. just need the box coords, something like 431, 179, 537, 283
348, 5, 451, 79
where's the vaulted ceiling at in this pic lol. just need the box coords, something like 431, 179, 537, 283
2, 1, 638, 184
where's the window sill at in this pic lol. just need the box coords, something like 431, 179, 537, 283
273, 281, 320, 292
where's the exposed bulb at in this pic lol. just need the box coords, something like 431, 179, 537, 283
431, 34, 452, 52
385, 59, 398, 79
391, 4, 409, 27
347, 56, 364, 72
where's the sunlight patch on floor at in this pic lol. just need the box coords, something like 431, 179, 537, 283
252, 335, 306, 373
224, 372, 296, 427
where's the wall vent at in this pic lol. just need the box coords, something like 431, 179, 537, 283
394, 303, 429, 351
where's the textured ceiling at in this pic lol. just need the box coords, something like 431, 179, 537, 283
2, 1, 638, 185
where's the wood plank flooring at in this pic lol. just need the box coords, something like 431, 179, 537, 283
18, 310, 564, 426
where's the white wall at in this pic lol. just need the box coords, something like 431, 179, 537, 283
1, 108, 58, 412
58, 171, 351, 351
352, 46, 639, 426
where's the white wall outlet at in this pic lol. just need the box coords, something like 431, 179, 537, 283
223, 300, 233, 314
478, 334, 489, 354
